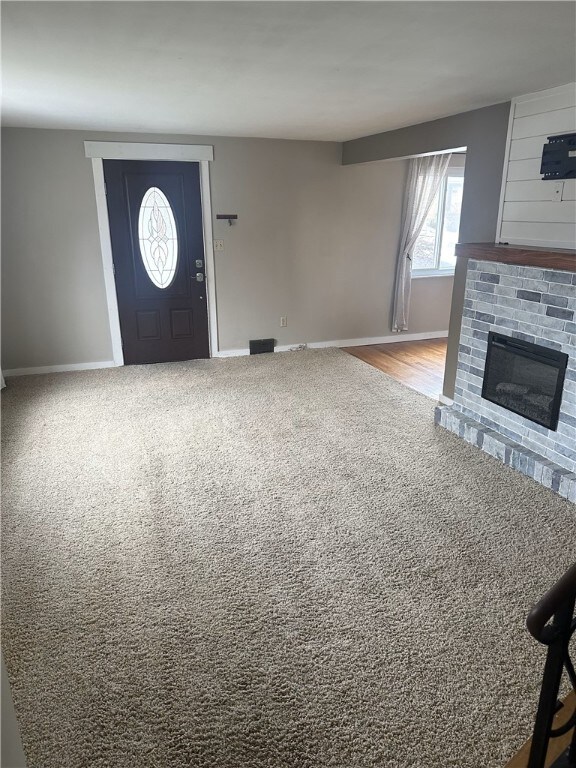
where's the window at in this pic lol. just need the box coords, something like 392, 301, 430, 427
412, 164, 464, 276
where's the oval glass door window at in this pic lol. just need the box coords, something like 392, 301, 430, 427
138, 187, 178, 289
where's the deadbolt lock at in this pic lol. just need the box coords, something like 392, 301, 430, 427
195, 259, 203, 268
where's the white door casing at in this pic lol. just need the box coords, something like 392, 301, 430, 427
85, 142, 219, 365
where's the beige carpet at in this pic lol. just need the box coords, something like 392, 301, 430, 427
2, 348, 575, 768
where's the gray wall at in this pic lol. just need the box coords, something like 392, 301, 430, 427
342, 102, 510, 243
1, 128, 453, 371
343, 102, 511, 398
2, 130, 113, 368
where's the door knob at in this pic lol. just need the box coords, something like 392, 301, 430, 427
196, 273, 204, 282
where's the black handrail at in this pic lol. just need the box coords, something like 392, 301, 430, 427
527, 564, 576, 644
526, 563, 576, 768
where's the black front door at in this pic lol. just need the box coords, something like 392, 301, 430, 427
104, 160, 209, 364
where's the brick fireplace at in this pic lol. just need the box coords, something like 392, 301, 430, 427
435, 244, 576, 502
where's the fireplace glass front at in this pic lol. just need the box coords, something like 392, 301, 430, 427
482, 332, 568, 430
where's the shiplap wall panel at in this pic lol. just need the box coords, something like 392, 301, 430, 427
502, 200, 575, 223
514, 88, 576, 118
498, 83, 576, 248
506, 158, 543, 182
505, 180, 562, 202
509, 134, 550, 161
500, 221, 576, 243
511, 107, 576, 140
563, 180, 576, 201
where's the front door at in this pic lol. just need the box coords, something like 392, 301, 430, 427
104, 160, 209, 364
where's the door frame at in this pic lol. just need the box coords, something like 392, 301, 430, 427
85, 141, 219, 366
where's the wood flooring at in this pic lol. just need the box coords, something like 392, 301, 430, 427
343, 338, 448, 399
505, 691, 575, 768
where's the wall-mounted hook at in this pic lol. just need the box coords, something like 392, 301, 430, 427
216, 214, 238, 226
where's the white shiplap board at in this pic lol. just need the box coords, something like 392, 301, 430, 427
502, 201, 575, 223
504, 180, 563, 202
563, 180, 576, 201
497, 83, 576, 249
500, 221, 576, 245
510, 107, 575, 140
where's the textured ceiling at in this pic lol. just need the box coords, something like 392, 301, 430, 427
2, 2, 575, 141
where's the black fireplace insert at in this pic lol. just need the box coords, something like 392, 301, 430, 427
481, 332, 568, 430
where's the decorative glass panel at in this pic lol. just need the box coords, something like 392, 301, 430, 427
138, 187, 178, 289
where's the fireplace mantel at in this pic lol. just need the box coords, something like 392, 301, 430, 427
456, 243, 576, 272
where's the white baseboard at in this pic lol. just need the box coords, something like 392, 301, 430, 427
212, 348, 251, 358
3, 360, 117, 378
5, 331, 449, 373
213, 343, 303, 358
213, 331, 448, 358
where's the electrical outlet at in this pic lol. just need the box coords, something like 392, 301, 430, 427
213, 239, 224, 251
280, 316, 287, 327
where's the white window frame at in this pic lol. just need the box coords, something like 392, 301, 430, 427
412, 165, 465, 279
85, 142, 218, 365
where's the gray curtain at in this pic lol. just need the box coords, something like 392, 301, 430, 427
392, 153, 452, 332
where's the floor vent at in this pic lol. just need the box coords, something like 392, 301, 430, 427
249, 338, 275, 355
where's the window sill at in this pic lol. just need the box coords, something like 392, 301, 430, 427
412, 270, 455, 279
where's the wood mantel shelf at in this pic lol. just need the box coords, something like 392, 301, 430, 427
456, 243, 576, 272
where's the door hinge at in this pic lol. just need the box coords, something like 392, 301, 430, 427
104, 182, 107, 197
